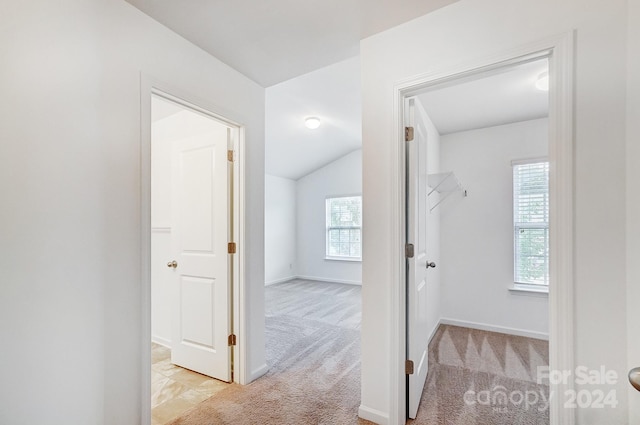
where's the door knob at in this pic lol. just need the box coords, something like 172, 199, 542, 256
630, 367, 640, 392
167, 260, 178, 269
426, 261, 436, 269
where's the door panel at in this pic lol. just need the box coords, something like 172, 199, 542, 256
180, 147, 214, 251
407, 98, 430, 418
170, 123, 231, 382
179, 276, 215, 348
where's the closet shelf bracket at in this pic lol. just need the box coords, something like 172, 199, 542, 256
427, 171, 467, 211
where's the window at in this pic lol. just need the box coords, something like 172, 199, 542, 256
513, 160, 549, 287
326, 196, 362, 260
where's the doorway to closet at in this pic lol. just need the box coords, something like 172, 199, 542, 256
405, 56, 553, 423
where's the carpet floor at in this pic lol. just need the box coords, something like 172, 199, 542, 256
409, 325, 549, 425
168, 280, 549, 425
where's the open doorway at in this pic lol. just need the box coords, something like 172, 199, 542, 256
148, 92, 241, 424
261, 57, 364, 418
405, 55, 557, 423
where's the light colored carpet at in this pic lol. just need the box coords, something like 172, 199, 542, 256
409, 325, 549, 425
168, 279, 369, 425
168, 280, 548, 425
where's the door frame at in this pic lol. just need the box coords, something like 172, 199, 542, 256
140, 76, 246, 425
390, 32, 575, 425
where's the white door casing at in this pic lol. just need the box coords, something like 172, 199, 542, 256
406, 98, 430, 418
391, 35, 575, 425
170, 123, 232, 382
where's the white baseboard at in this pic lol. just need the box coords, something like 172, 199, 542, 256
427, 322, 440, 345
152, 336, 171, 348
296, 275, 362, 286
358, 405, 389, 425
265, 276, 297, 286
439, 318, 549, 341
249, 363, 269, 382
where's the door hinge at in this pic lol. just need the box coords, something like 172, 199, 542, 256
405, 243, 414, 258
228, 334, 237, 346
227, 150, 234, 162
405, 359, 414, 375
228, 242, 236, 254
405, 126, 414, 142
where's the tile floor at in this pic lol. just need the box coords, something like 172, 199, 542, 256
151, 343, 229, 425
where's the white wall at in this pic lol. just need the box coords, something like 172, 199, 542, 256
265, 174, 297, 284
0, 1, 265, 424
361, 0, 629, 423
627, 0, 640, 420
440, 118, 548, 338
297, 150, 363, 285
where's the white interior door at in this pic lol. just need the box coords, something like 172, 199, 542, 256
170, 123, 231, 382
406, 98, 431, 418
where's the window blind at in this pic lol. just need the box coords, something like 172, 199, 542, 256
513, 161, 549, 285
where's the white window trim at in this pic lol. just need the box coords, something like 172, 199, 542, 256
511, 156, 548, 166
325, 256, 362, 262
509, 283, 549, 296
512, 157, 549, 290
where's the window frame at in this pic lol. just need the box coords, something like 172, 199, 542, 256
511, 158, 549, 294
325, 195, 362, 262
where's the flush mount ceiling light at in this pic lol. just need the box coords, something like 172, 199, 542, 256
535, 71, 549, 91
304, 116, 321, 129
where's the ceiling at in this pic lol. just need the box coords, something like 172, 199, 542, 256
152, 95, 184, 122
417, 58, 549, 135
266, 57, 361, 180
124, 0, 457, 87
266, 57, 548, 180
131, 1, 548, 181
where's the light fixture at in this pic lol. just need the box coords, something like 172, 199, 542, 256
304, 116, 321, 129
535, 71, 549, 91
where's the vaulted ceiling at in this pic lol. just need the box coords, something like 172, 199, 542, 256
266, 57, 361, 180
125, 0, 457, 87
128, 1, 547, 181
266, 57, 549, 180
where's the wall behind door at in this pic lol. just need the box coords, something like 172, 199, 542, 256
627, 0, 640, 420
